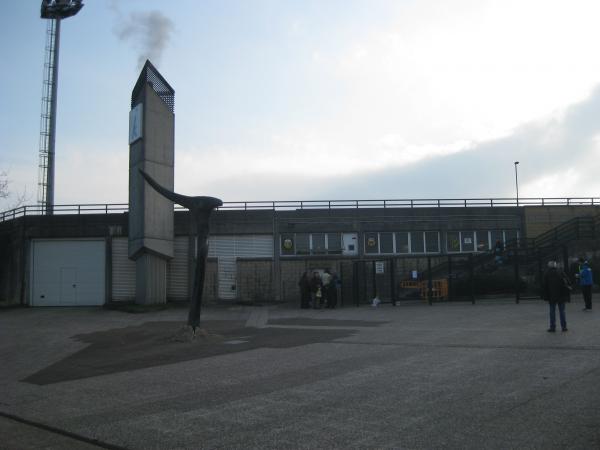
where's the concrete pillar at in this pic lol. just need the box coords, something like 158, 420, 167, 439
128, 61, 175, 305
135, 253, 168, 304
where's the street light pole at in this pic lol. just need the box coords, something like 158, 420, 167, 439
514, 161, 520, 206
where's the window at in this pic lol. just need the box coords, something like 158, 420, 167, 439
504, 229, 519, 245
396, 232, 410, 253
461, 231, 475, 252
476, 230, 489, 251
425, 231, 440, 253
380, 232, 394, 253
490, 230, 504, 246
296, 233, 310, 255
327, 233, 342, 254
357, 231, 441, 254
312, 233, 326, 254
411, 232, 424, 253
364, 232, 379, 254
447, 232, 460, 252
280, 232, 345, 256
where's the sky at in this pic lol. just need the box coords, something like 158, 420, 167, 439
2, 0, 600, 210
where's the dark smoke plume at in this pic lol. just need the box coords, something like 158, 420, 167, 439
114, 10, 175, 69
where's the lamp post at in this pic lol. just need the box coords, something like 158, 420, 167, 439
514, 161, 520, 206
39, 0, 84, 215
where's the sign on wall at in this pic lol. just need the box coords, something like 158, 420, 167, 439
129, 103, 143, 144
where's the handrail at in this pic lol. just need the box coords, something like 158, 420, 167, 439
1, 197, 599, 223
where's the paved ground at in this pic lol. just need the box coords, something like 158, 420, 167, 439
2, 295, 600, 449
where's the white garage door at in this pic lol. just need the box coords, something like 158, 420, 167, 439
31, 239, 106, 306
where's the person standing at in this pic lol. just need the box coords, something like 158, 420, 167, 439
321, 269, 332, 307
327, 270, 339, 309
542, 261, 570, 332
494, 239, 504, 264
298, 272, 311, 309
580, 261, 593, 311
309, 271, 323, 309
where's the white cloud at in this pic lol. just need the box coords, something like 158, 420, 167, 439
5, 0, 600, 209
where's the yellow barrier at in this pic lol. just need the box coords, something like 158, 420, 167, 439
400, 279, 448, 301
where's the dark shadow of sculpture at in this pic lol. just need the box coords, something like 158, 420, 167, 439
139, 170, 222, 332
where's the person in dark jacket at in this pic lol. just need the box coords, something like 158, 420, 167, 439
542, 261, 570, 332
326, 270, 339, 309
298, 272, 311, 309
579, 261, 593, 311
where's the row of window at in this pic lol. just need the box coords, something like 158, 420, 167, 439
364, 231, 439, 254
280, 233, 344, 255
279, 230, 519, 256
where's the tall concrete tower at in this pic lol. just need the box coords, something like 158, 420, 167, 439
128, 60, 175, 305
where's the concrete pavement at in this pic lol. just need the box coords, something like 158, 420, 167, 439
1, 296, 600, 449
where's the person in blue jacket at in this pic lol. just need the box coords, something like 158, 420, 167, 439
580, 261, 594, 311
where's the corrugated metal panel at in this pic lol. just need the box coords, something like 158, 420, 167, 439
167, 236, 189, 300
208, 235, 273, 258
236, 235, 273, 257
208, 236, 235, 258
111, 238, 135, 301
218, 257, 237, 299
206, 235, 272, 300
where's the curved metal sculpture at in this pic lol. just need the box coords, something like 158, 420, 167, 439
139, 169, 222, 331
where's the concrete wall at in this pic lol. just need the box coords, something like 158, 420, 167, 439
524, 206, 600, 238
276, 206, 522, 233
0, 220, 25, 305
2, 204, 600, 306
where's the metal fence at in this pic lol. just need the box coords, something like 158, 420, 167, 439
338, 248, 578, 307
2, 197, 599, 223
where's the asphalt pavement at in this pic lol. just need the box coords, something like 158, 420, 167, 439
1, 295, 600, 449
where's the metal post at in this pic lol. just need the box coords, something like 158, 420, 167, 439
390, 258, 396, 306
537, 249, 543, 299
562, 245, 569, 273
372, 261, 377, 300
272, 210, 281, 301
514, 161, 520, 207
427, 256, 433, 305
514, 247, 520, 304
447, 255, 453, 302
468, 253, 475, 304
44, 18, 61, 215
352, 262, 359, 307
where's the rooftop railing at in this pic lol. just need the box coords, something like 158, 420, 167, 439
1, 197, 599, 223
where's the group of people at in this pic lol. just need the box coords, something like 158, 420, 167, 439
298, 269, 339, 309
542, 258, 594, 332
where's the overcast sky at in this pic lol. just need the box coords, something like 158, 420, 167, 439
2, 0, 600, 210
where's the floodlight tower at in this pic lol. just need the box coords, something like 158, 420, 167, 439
38, 0, 84, 215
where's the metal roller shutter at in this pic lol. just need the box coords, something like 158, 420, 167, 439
111, 237, 135, 302
208, 235, 273, 258
167, 236, 189, 300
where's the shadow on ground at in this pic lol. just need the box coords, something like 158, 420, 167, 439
22, 319, 384, 385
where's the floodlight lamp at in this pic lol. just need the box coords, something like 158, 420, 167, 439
41, 0, 84, 19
